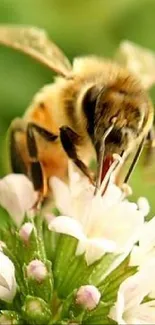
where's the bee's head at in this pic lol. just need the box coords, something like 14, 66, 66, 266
82, 83, 151, 182
82, 84, 149, 156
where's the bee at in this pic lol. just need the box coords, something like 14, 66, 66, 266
0, 26, 154, 199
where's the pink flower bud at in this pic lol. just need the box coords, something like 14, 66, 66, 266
26, 260, 47, 283
19, 222, 34, 244
76, 285, 101, 311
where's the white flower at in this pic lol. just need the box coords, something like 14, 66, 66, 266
0, 251, 17, 302
130, 217, 155, 268
109, 261, 155, 324
0, 174, 38, 227
130, 216, 155, 298
130, 217, 155, 270
0, 314, 13, 325
49, 159, 146, 265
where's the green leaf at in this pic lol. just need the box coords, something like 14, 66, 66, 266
53, 234, 78, 292
0, 300, 7, 310
1, 216, 46, 266
57, 254, 95, 298
99, 255, 137, 302
88, 254, 118, 287
60, 290, 85, 323
83, 301, 115, 324
52, 207, 61, 216
2, 217, 53, 303
43, 220, 60, 261
53, 234, 95, 298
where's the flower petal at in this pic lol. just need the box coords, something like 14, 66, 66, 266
0, 252, 14, 288
0, 280, 16, 303
109, 272, 155, 325
109, 291, 126, 324
68, 160, 93, 196
83, 187, 144, 255
114, 262, 155, 317
137, 197, 150, 217
139, 217, 155, 252
85, 184, 123, 238
99, 201, 144, 252
49, 216, 85, 240
68, 161, 94, 222
101, 183, 123, 207
130, 217, 155, 269
125, 301, 155, 324
84, 238, 116, 265
0, 174, 37, 226
129, 245, 144, 267
50, 177, 72, 215
0, 252, 16, 302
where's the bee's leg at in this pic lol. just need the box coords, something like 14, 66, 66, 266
9, 119, 44, 195
8, 118, 28, 175
26, 123, 58, 197
144, 126, 155, 165
124, 137, 145, 183
60, 126, 94, 184
27, 123, 58, 145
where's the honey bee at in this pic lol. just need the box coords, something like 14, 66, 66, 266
0, 26, 154, 199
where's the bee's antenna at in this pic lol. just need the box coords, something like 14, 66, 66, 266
124, 137, 145, 183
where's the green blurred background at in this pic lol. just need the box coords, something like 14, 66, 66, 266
0, 0, 155, 223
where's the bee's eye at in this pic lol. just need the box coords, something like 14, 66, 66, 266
82, 86, 98, 138
106, 129, 122, 145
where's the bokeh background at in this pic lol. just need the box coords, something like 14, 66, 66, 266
0, 0, 155, 224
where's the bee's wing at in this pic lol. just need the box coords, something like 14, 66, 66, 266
0, 25, 72, 77
115, 40, 155, 89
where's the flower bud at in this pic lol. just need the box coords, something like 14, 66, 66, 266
22, 296, 52, 324
19, 222, 34, 244
27, 299, 42, 314
0, 311, 21, 325
76, 285, 101, 311
0, 315, 11, 325
26, 260, 48, 283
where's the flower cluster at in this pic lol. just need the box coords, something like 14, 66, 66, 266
0, 158, 155, 324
